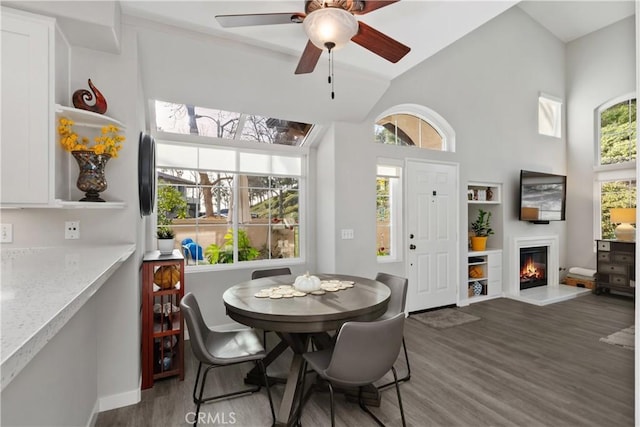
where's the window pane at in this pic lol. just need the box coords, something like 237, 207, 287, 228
241, 115, 312, 146
239, 152, 271, 174
272, 155, 302, 176
194, 107, 240, 139
377, 177, 391, 256
157, 143, 198, 169
600, 98, 637, 165
601, 180, 636, 239
200, 147, 236, 172
375, 113, 443, 150
154, 100, 313, 146
538, 95, 562, 138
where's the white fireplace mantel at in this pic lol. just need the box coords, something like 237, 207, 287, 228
507, 235, 590, 305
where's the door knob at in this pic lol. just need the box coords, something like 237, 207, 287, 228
409, 234, 414, 239
409, 244, 416, 250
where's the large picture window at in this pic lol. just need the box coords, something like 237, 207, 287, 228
594, 94, 637, 239
153, 101, 307, 267
597, 96, 636, 166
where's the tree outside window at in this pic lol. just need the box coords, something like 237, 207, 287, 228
596, 96, 637, 238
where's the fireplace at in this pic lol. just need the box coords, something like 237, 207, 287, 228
520, 246, 547, 290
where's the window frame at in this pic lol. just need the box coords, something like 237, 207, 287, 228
592, 92, 637, 241
151, 134, 308, 273
374, 104, 456, 152
594, 92, 636, 170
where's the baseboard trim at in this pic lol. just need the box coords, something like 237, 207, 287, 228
98, 385, 141, 412
86, 400, 100, 427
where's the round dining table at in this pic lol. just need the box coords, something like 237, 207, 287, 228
223, 273, 390, 427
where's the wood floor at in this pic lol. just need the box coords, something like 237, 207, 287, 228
96, 294, 634, 426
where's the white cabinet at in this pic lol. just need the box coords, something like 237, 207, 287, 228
466, 181, 503, 304
1, 9, 54, 205
467, 249, 502, 302
0, 7, 125, 209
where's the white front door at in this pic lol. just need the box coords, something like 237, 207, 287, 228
406, 160, 458, 312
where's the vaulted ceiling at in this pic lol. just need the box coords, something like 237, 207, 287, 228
120, 0, 635, 81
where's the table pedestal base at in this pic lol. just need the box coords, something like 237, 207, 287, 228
244, 332, 381, 427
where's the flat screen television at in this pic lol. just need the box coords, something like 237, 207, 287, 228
519, 170, 566, 223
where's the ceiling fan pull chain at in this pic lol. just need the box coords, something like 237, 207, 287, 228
325, 41, 336, 100
330, 49, 335, 99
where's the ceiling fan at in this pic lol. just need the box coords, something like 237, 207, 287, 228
215, 0, 411, 75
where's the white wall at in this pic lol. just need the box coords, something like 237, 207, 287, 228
131, 16, 390, 126
0, 20, 143, 423
1, 297, 99, 426
565, 16, 636, 270
314, 6, 568, 301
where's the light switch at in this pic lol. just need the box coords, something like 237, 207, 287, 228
341, 229, 354, 240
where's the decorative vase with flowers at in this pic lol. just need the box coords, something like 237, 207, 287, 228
58, 117, 125, 202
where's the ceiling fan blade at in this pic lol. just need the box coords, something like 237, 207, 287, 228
215, 13, 304, 28
295, 40, 323, 74
353, 0, 400, 15
351, 21, 410, 63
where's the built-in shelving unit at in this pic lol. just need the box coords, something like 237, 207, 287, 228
465, 181, 503, 304
467, 182, 501, 204
467, 249, 502, 302
54, 105, 126, 207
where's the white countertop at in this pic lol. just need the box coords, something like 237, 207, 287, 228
0, 244, 135, 390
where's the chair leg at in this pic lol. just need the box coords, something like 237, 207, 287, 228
195, 364, 215, 427
257, 360, 276, 425
392, 366, 407, 427
193, 362, 261, 405
327, 382, 336, 427
376, 336, 411, 390
357, 386, 385, 426
192, 362, 204, 404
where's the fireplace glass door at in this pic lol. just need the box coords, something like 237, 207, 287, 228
520, 246, 547, 290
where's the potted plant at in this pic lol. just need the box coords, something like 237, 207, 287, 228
156, 227, 175, 255
470, 209, 494, 251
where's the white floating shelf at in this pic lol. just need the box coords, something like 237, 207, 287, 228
55, 104, 125, 129
54, 200, 126, 209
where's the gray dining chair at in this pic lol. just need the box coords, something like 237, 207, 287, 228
180, 293, 275, 427
374, 272, 411, 388
251, 267, 292, 348
298, 312, 407, 427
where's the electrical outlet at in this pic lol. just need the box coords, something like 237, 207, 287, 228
1, 224, 13, 243
65, 221, 80, 239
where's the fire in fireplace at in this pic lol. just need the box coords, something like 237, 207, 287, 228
520, 246, 547, 290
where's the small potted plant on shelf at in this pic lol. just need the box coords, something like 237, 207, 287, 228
470, 209, 493, 251
156, 227, 175, 255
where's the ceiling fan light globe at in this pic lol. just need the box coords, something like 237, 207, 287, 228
303, 7, 358, 50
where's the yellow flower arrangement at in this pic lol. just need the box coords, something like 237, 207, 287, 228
58, 117, 125, 158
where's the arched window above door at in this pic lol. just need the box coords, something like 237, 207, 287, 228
374, 104, 455, 152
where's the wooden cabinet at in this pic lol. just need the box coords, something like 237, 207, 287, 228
467, 249, 502, 302
1, 8, 54, 205
595, 240, 635, 296
141, 250, 185, 389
